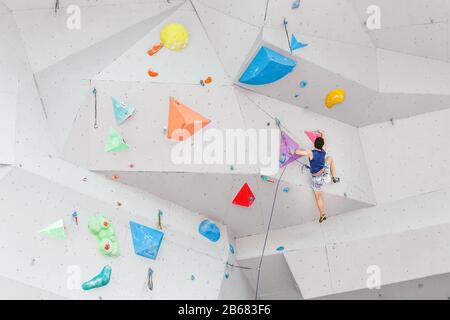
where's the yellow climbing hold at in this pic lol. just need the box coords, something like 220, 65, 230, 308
160, 23, 189, 51
325, 88, 346, 109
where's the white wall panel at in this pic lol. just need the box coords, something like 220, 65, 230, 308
96, 2, 230, 85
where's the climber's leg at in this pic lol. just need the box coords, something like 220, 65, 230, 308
326, 156, 340, 183
314, 191, 327, 223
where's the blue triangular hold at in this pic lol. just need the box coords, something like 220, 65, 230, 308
291, 34, 308, 51
112, 97, 135, 125
239, 46, 297, 86
130, 221, 164, 260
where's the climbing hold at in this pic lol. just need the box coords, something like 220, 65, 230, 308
147, 43, 163, 56
116, 202, 122, 207
200, 77, 213, 86
39, 219, 66, 240
305, 130, 322, 144
230, 165, 235, 171
130, 221, 164, 260
160, 23, 189, 51
204, 77, 213, 84
112, 97, 135, 125
276, 246, 285, 252
232, 183, 255, 208
88, 215, 120, 257
261, 175, 275, 183
229, 244, 235, 255
300, 80, 308, 88
225, 273, 230, 279
291, 0, 300, 9
280, 131, 302, 168
167, 97, 211, 141
105, 128, 129, 153
191, 275, 196, 281
148, 69, 159, 78
239, 46, 297, 85
291, 34, 308, 51
325, 88, 346, 109
294, 94, 300, 98
112, 174, 119, 180
198, 220, 221, 242
129, 164, 135, 169
82, 266, 112, 291
283, 187, 290, 193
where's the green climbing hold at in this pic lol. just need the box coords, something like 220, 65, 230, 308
105, 128, 129, 153
39, 219, 66, 240
88, 215, 120, 257
82, 265, 112, 291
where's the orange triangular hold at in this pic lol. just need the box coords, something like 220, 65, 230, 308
232, 183, 255, 208
168, 97, 211, 141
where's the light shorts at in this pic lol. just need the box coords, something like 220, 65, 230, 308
311, 163, 332, 191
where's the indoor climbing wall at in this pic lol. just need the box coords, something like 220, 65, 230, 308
0, 166, 230, 299
1, 0, 450, 301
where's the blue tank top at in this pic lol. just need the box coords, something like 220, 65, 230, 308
309, 149, 326, 174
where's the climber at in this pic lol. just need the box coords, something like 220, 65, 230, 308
295, 131, 340, 223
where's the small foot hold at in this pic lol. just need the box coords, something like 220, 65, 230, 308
332, 177, 341, 184
319, 215, 327, 223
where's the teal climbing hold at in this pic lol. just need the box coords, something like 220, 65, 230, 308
239, 46, 297, 85
229, 244, 235, 254
112, 97, 135, 125
82, 265, 112, 291
276, 246, 285, 252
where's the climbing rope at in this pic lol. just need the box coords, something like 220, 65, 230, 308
254, 119, 290, 299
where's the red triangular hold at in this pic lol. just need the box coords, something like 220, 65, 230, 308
232, 183, 255, 208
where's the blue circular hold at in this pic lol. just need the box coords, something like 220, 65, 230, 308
229, 244, 235, 254
276, 246, 285, 252
199, 220, 221, 242
280, 153, 287, 164
300, 80, 308, 88
283, 187, 290, 193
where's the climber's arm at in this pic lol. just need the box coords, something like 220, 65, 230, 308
295, 149, 312, 159
319, 130, 327, 149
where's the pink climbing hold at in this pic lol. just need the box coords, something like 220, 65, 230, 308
305, 130, 322, 144
280, 131, 302, 168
